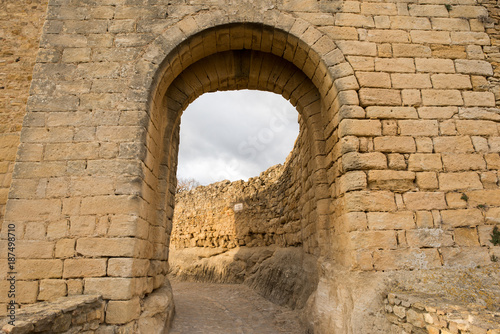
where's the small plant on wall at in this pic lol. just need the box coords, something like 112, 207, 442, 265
491, 226, 500, 246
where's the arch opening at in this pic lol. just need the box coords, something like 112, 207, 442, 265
137, 19, 354, 331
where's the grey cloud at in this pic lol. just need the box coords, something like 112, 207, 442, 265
177, 90, 299, 185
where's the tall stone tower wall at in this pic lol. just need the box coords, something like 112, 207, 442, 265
0, 0, 499, 333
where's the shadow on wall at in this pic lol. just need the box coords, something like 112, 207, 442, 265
168, 149, 319, 312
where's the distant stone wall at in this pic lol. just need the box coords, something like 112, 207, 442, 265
172, 146, 303, 250
0, 0, 48, 226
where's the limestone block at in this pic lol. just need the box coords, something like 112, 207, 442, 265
345, 191, 396, 212
0, 280, 38, 304
409, 5, 448, 17
339, 119, 382, 137
349, 230, 397, 250
366, 30, 410, 43
392, 74, 432, 89
415, 58, 455, 73
393, 44, 431, 58
108, 258, 151, 277
373, 248, 442, 270
456, 120, 498, 136
403, 192, 447, 210
454, 227, 480, 246
356, 72, 391, 88
431, 18, 470, 31
336, 41, 377, 56
335, 13, 374, 28
441, 209, 484, 227
341, 212, 368, 233
375, 58, 415, 72
67, 279, 83, 295
388, 154, 407, 170
38, 279, 67, 301
416, 211, 434, 228
485, 154, 500, 170
374, 136, 416, 153
367, 212, 415, 230
12, 241, 54, 259
399, 120, 438, 137
391, 17, 431, 30
361, 3, 397, 15
439, 172, 483, 191
85, 278, 137, 300
433, 136, 474, 153
467, 190, 500, 207
411, 31, 451, 44
406, 228, 454, 247
63, 259, 107, 278
440, 247, 490, 268
477, 225, 498, 246
342, 152, 387, 171
367, 170, 416, 191
347, 56, 374, 71
76, 238, 138, 257
455, 60, 493, 76
401, 89, 421, 106
442, 154, 486, 171
106, 297, 141, 324
5, 199, 61, 221
62, 48, 91, 63
17, 260, 63, 280
338, 171, 367, 193
451, 32, 490, 45
431, 74, 472, 89
366, 107, 418, 119
80, 195, 140, 215
55, 239, 75, 259
421, 89, 463, 106
416, 172, 438, 189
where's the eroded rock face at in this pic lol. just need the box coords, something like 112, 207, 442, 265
169, 246, 318, 310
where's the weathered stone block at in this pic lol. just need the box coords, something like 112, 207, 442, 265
373, 248, 442, 270
441, 209, 484, 227
374, 136, 416, 153
106, 297, 141, 324
63, 259, 107, 278
38, 279, 67, 301
403, 192, 447, 210
439, 172, 483, 191
406, 228, 454, 248
367, 212, 415, 230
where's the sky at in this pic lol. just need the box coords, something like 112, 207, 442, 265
176, 90, 300, 186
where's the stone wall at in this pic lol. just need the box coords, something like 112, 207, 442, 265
172, 149, 302, 250
0, 0, 48, 227
2, 0, 500, 333
0, 295, 103, 334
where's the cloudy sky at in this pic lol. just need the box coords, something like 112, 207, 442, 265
176, 90, 300, 185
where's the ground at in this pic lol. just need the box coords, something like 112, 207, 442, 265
169, 281, 307, 334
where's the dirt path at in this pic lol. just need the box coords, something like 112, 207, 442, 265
169, 281, 307, 334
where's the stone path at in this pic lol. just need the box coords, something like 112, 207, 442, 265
169, 281, 307, 334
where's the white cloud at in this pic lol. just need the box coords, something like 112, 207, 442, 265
176, 90, 299, 185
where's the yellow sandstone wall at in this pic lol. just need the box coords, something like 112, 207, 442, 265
0, 1, 48, 225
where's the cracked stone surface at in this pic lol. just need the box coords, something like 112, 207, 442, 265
169, 281, 307, 334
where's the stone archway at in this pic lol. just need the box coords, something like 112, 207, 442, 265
131, 13, 357, 332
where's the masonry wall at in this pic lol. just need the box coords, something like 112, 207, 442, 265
2, 0, 500, 333
0, 0, 48, 228
172, 145, 303, 250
